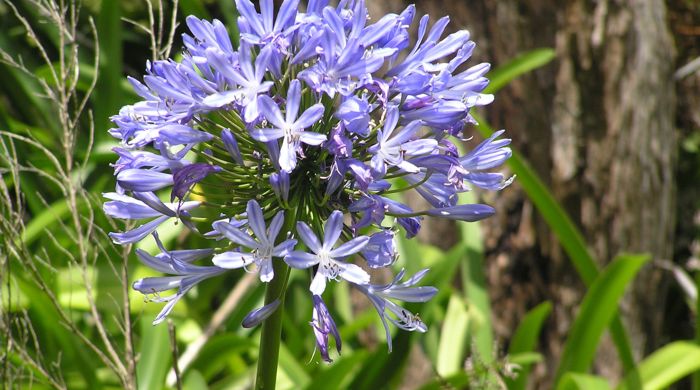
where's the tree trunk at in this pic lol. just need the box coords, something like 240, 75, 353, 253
370, 0, 681, 387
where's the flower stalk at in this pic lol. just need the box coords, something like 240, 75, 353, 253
255, 205, 296, 390
255, 260, 290, 390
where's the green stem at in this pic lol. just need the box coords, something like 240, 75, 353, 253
254, 206, 296, 390
254, 261, 290, 390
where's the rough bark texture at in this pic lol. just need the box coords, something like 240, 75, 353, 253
368, 0, 683, 387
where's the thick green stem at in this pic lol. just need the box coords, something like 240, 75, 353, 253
254, 206, 297, 390
254, 260, 290, 390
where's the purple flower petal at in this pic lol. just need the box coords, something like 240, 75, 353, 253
279, 138, 297, 172
132, 275, 184, 293
103, 193, 161, 219
213, 220, 260, 248
285, 251, 319, 269
221, 129, 244, 164
295, 221, 322, 253
299, 132, 327, 146
250, 128, 285, 142
339, 263, 370, 285
361, 230, 397, 268
310, 295, 341, 362
270, 171, 290, 201
109, 215, 170, 244
259, 95, 286, 129
117, 169, 173, 192
322, 211, 345, 250
310, 271, 327, 295
329, 236, 370, 258
246, 200, 268, 243
294, 104, 325, 129
212, 251, 256, 269
427, 204, 495, 221
171, 163, 221, 202
159, 125, 213, 145
267, 211, 285, 241
273, 239, 297, 257
242, 299, 281, 328
202, 90, 243, 108
286, 80, 302, 123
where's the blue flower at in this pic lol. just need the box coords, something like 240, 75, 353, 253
242, 299, 282, 328
461, 129, 515, 190
107, 0, 512, 358
310, 294, 341, 362
427, 204, 496, 222
285, 210, 370, 295
361, 229, 397, 268
335, 95, 373, 137
250, 79, 327, 171
213, 200, 297, 282
116, 169, 173, 192
171, 163, 221, 202
202, 43, 274, 122
104, 192, 200, 244
368, 106, 436, 176
355, 269, 436, 351
236, 0, 299, 50
132, 233, 225, 324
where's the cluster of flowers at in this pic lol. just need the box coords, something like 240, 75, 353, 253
105, 0, 511, 361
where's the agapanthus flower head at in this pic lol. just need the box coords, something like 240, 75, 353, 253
107, 0, 511, 358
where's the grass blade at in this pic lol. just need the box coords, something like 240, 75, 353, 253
303, 351, 369, 390
137, 317, 171, 390
436, 295, 470, 376
278, 343, 311, 388
557, 373, 611, 390
94, 0, 123, 138
618, 341, 700, 390
458, 191, 493, 362
555, 254, 650, 384
506, 301, 552, 390
485, 48, 556, 94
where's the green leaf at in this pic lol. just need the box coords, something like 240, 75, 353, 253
417, 372, 471, 390
508, 352, 543, 366
217, 0, 240, 48
187, 334, 255, 380
179, 0, 211, 19
618, 341, 700, 390
136, 317, 171, 390
12, 274, 100, 387
303, 351, 369, 390
183, 369, 208, 390
555, 254, 650, 384
278, 343, 311, 388
94, 0, 123, 139
473, 113, 637, 372
506, 302, 552, 390
558, 373, 611, 390
436, 295, 470, 376
485, 48, 556, 94
458, 190, 493, 362
20, 198, 88, 246
509, 302, 552, 354
345, 331, 412, 390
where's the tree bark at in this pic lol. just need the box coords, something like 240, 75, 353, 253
370, 0, 680, 387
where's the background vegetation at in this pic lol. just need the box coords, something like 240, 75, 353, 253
1, 1, 699, 389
